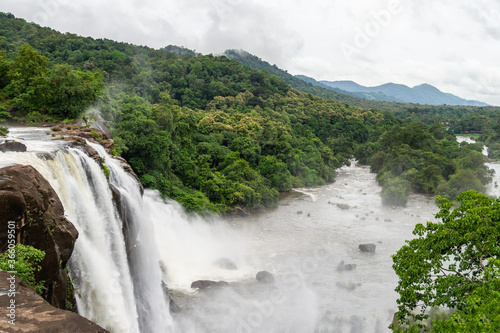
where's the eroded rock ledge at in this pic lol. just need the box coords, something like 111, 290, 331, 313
0, 271, 108, 332
0, 165, 78, 309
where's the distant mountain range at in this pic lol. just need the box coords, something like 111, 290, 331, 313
319, 81, 488, 107
225, 49, 490, 109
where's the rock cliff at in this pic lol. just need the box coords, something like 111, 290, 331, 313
0, 164, 78, 309
0, 271, 108, 332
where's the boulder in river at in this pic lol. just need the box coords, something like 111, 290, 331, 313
191, 280, 229, 290
214, 257, 238, 270
0, 140, 27, 152
336, 260, 357, 271
256, 270, 275, 283
359, 243, 376, 253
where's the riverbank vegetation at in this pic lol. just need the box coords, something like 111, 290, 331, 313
0, 12, 499, 213
392, 190, 500, 332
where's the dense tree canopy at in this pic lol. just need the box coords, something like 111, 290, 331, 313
392, 190, 500, 330
1, 44, 103, 118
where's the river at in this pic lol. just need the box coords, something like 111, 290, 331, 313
166, 162, 440, 332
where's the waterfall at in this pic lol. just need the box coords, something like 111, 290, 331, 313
1, 128, 172, 332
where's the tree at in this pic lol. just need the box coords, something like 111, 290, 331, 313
391, 190, 500, 329
6, 44, 49, 112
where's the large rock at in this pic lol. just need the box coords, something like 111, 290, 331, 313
358, 243, 376, 253
214, 257, 238, 270
0, 140, 27, 153
0, 271, 108, 332
0, 165, 78, 309
336, 260, 357, 272
191, 280, 229, 290
256, 270, 275, 283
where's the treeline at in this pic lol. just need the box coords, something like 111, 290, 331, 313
356, 121, 493, 205
392, 106, 500, 159
0, 44, 102, 121
0, 12, 497, 214
225, 48, 500, 159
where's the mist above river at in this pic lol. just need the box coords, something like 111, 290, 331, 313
159, 162, 440, 332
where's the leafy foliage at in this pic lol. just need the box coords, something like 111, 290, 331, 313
392, 191, 500, 329
0, 244, 46, 295
360, 121, 493, 206
1, 43, 103, 119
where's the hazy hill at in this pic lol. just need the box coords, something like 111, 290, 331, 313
321, 80, 489, 106
225, 49, 496, 112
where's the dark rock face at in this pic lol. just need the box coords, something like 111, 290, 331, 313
191, 280, 229, 290
0, 140, 27, 153
336, 260, 357, 271
359, 243, 376, 253
214, 257, 238, 270
256, 270, 275, 283
0, 165, 78, 309
0, 271, 108, 332
161, 281, 181, 313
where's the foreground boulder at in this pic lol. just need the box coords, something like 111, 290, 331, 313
191, 280, 229, 290
0, 271, 108, 332
0, 165, 78, 309
359, 243, 376, 253
256, 270, 275, 283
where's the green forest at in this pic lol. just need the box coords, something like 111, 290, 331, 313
0, 12, 499, 215
1, 12, 500, 332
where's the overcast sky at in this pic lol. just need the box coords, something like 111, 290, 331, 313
2, 0, 500, 105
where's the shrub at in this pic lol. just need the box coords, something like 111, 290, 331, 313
0, 126, 8, 136
0, 244, 46, 295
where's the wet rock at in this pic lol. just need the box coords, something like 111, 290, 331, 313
0, 140, 27, 152
335, 281, 362, 291
214, 257, 237, 270
0, 271, 108, 332
112, 156, 144, 195
0, 165, 78, 309
191, 280, 229, 290
256, 270, 275, 283
336, 260, 357, 272
359, 243, 376, 253
77, 143, 102, 165
228, 206, 250, 216
336, 203, 350, 210
161, 281, 181, 313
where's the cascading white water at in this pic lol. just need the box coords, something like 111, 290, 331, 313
89, 143, 172, 332
1, 128, 172, 332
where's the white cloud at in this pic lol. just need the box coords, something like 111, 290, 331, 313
1, 0, 499, 105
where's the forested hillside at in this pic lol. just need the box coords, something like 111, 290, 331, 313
1, 12, 499, 213
224, 49, 500, 112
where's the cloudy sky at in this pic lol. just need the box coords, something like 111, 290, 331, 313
2, 0, 500, 105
